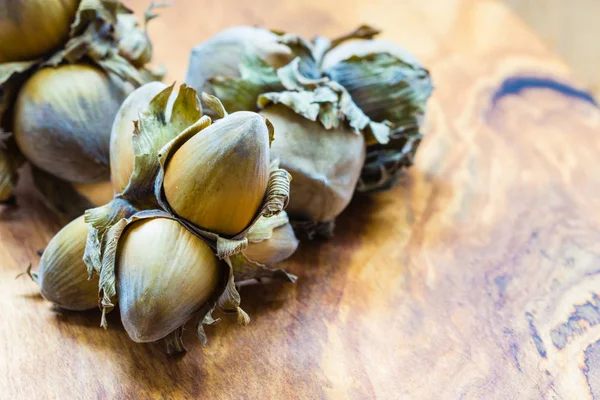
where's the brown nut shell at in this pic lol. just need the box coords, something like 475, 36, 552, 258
163, 111, 271, 236
117, 217, 221, 343
14, 64, 133, 183
0, 0, 79, 63
38, 215, 99, 311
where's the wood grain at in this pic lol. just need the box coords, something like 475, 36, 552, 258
502, 0, 600, 99
2, 0, 600, 398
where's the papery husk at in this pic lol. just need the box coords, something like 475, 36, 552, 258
117, 217, 222, 343
32, 215, 99, 311
186, 26, 292, 116
44, 0, 160, 86
109, 81, 173, 194
13, 63, 134, 182
244, 212, 298, 266
32, 166, 113, 223
115, 2, 170, 69
255, 58, 378, 238
231, 211, 298, 283
322, 38, 433, 192
115, 14, 149, 68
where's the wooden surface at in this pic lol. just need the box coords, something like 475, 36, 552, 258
2, 0, 600, 398
502, 0, 600, 99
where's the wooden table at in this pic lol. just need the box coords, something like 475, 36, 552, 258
2, 0, 599, 398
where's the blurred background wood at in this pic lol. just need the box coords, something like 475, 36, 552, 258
502, 0, 600, 99
1, 0, 600, 398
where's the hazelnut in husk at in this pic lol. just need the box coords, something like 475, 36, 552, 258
13, 64, 133, 183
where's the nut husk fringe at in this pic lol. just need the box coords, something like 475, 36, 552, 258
84, 85, 293, 350
194, 24, 433, 194
0, 0, 165, 201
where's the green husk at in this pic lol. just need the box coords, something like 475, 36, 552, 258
194, 24, 432, 194
323, 51, 433, 191
208, 52, 283, 114
185, 25, 293, 117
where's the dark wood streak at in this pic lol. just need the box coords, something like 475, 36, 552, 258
526, 312, 547, 359
551, 294, 600, 350
492, 75, 598, 107
584, 340, 600, 400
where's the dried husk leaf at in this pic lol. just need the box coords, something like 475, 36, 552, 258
121, 83, 205, 207
36, 215, 100, 311
186, 26, 292, 116
115, 2, 169, 73
115, 14, 149, 68
83, 197, 137, 278
109, 81, 173, 194
259, 103, 366, 230
13, 64, 134, 183
230, 211, 298, 282
32, 166, 113, 223
322, 39, 433, 191
117, 217, 223, 343
44, 0, 156, 87
258, 81, 391, 143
